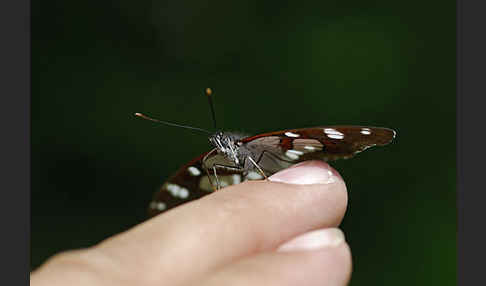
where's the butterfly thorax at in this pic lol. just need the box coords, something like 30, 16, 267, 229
208, 132, 247, 167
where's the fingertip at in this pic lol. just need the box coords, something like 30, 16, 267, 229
276, 227, 352, 285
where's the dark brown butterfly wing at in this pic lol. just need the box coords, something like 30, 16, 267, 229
147, 149, 253, 217
241, 126, 396, 175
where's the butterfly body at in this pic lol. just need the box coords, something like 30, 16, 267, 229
147, 125, 396, 217
207, 131, 247, 168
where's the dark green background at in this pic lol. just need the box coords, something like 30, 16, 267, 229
32, 0, 456, 284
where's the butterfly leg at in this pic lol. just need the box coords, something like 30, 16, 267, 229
210, 164, 244, 190
247, 156, 268, 179
212, 165, 222, 190
202, 167, 218, 192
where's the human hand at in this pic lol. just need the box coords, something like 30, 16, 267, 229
31, 161, 351, 286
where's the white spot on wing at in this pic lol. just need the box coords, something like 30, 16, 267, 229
284, 132, 300, 138
285, 150, 300, 160
187, 166, 201, 176
327, 134, 344, 139
360, 128, 371, 135
246, 171, 263, 180
179, 188, 189, 199
324, 128, 344, 137
165, 183, 190, 199
149, 201, 166, 211
232, 174, 241, 184
287, 149, 304, 156
304, 145, 316, 150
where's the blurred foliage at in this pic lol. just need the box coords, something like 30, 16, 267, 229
32, 0, 455, 284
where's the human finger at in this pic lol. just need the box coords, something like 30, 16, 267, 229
95, 161, 348, 285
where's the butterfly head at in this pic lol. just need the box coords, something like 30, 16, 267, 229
209, 132, 243, 166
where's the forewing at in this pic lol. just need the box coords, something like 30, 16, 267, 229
241, 126, 396, 175
147, 150, 246, 217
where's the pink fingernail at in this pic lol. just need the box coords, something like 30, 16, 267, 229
268, 161, 342, 185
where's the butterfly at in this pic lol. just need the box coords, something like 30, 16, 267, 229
137, 89, 396, 217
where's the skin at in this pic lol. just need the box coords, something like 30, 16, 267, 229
31, 161, 352, 286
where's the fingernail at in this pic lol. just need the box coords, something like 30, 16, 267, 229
268, 161, 341, 185
277, 228, 345, 252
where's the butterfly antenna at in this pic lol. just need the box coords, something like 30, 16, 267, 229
134, 113, 212, 134
205, 88, 217, 129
